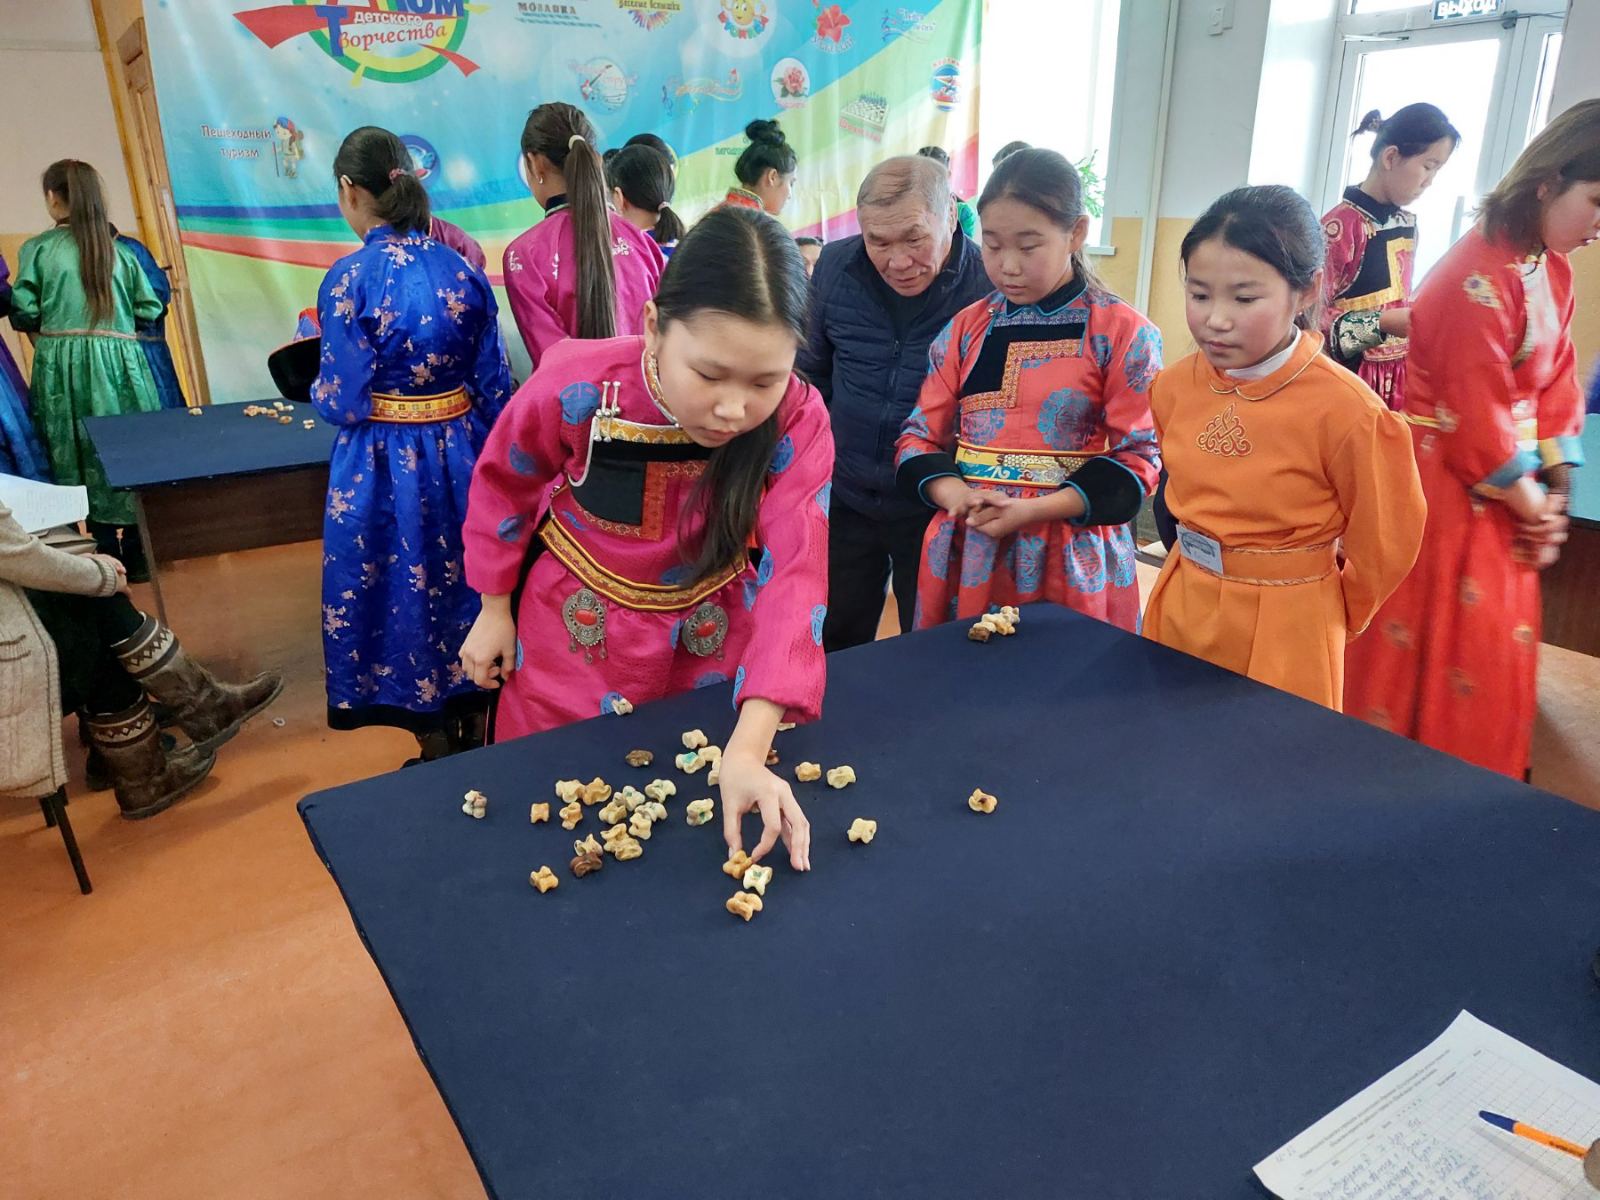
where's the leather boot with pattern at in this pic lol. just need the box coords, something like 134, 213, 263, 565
112, 616, 284, 754
85, 700, 217, 820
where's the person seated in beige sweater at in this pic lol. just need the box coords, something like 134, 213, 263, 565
0, 502, 281, 818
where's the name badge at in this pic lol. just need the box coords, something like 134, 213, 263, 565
1177, 526, 1225, 576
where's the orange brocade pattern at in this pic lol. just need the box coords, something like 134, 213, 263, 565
1343, 230, 1585, 778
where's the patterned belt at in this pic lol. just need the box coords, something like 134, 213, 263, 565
1406, 411, 1536, 443
955, 442, 1092, 488
539, 515, 741, 611
38, 328, 140, 341
1364, 339, 1409, 363
370, 387, 471, 424
1177, 527, 1339, 587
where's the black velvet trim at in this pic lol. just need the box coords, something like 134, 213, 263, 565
897, 452, 961, 504
1072, 456, 1143, 526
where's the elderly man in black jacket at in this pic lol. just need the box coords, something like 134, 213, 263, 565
799, 155, 991, 651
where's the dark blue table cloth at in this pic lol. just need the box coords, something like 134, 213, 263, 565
299, 606, 1600, 1199
83, 403, 334, 490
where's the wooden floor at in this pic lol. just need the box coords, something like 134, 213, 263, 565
3, 542, 1598, 1199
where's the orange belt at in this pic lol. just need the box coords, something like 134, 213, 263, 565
370, 387, 470, 424
1177, 528, 1338, 587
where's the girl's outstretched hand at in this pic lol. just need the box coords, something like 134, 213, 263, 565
720, 749, 811, 872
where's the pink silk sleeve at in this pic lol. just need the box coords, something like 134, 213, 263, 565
736, 381, 835, 724
502, 236, 570, 371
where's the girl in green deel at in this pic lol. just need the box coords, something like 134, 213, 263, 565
11, 159, 165, 580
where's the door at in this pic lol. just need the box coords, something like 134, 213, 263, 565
1322, 4, 1568, 279
116, 18, 212, 406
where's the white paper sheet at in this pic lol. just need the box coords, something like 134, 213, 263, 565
0, 474, 89, 534
1255, 1012, 1600, 1199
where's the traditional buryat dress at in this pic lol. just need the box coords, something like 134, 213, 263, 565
722, 187, 765, 212
1320, 186, 1415, 410
1344, 230, 1585, 777
894, 278, 1162, 632
463, 336, 832, 741
1143, 330, 1425, 710
115, 232, 186, 411
502, 195, 665, 370
9, 227, 163, 524
313, 224, 513, 732
0, 254, 50, 481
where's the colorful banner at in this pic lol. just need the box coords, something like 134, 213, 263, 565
143, 0, 984, 402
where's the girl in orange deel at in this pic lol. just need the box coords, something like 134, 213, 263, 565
1141, 185, 1425, 711
1345, 100, 1600, 778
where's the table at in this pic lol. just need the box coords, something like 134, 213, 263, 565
84, 404, 334, 622
1542, 414, 1600, 656
300, 607, 1600, 1199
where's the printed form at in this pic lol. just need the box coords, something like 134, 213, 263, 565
1256, 1012, 1600, 1199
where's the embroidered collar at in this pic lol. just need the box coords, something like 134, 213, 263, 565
640, 344, 681, 427
1001, 273, 1088, 317
542, 193, 569, 215
1343, 185, 1400, 223
724, 186, 765, 210
1204, 329, 1324, 401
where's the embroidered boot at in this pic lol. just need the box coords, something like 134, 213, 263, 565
85, 700, 216, 820
112, 615, 284, 754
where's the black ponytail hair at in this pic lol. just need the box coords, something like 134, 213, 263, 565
735, 119, 796, 187
657, 207, 808, 583
331, 126, 431, 236
1353, 103, 1461, 160
624, 132, 677, 172
1181, 185, 1326, 330
978, 147, 1103, 292
607, 145, 684, 246
521, 102, 616, 341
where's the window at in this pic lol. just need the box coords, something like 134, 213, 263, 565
979, 0, 1120, 242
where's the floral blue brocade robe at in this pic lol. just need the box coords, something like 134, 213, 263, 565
312, 225, 512, 729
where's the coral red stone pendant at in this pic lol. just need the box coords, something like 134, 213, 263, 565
562, 588, 608, 662
683, 602, 729, 659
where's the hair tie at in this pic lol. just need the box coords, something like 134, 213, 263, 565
568, 134, 587, 150
388, 167, 408, 182
658, 202, 669, 212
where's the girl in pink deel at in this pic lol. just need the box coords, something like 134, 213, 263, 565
461, 207, 832, 871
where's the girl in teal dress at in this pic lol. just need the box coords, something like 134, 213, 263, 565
10, 159, 163, 579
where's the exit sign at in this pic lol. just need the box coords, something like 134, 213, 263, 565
1432, 0, 1503, 19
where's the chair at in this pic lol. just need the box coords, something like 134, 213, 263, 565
38, 787, 91, 894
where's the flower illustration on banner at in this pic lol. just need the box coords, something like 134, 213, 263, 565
771, 57, 811, 109
720, 0, 770, 40
814, 3, 854, 51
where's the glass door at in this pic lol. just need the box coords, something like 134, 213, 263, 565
1321, 6, 1568, 279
